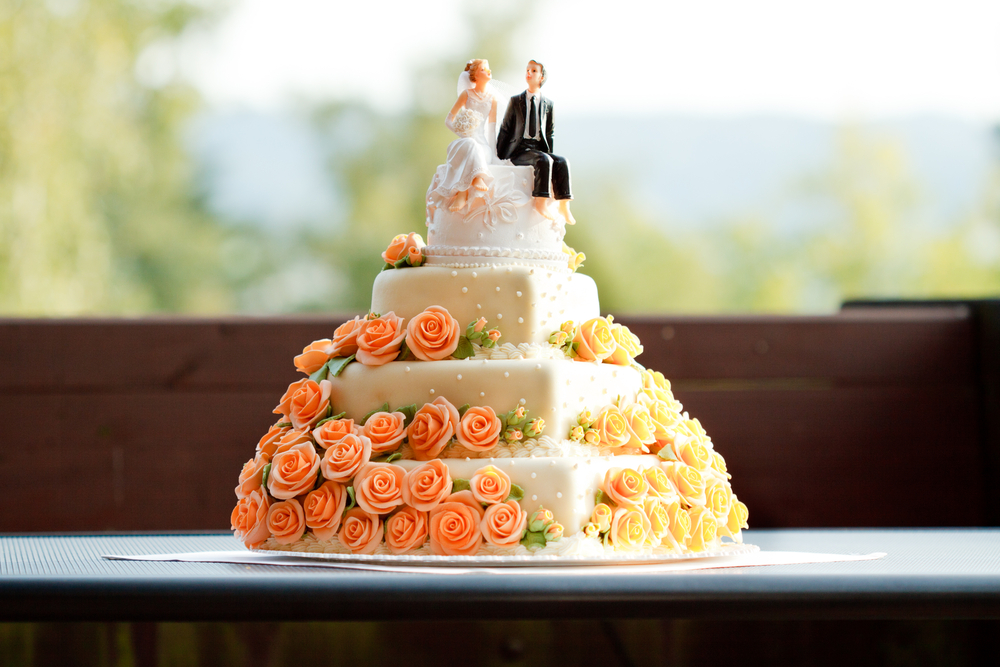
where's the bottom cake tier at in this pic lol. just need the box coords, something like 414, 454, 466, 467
252, 454, 748, 558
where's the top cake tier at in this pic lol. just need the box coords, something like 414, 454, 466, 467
425, 165, 570, 270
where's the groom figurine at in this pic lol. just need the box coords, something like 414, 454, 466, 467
497, 60, 575, 224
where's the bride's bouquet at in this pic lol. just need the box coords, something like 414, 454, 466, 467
451, 107, 483, 138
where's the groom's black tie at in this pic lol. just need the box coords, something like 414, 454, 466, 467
528, 95, 537, 139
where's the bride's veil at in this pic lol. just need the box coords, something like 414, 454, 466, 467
456, 69, 519, 121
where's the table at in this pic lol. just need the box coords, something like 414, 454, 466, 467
3, 529, 999, 621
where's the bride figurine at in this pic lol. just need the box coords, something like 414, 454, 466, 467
428, 59, 502, 212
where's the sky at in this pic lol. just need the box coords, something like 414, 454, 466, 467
174, 0, 1000, 121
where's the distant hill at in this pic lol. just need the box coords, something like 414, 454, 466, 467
188, 111, 997, 232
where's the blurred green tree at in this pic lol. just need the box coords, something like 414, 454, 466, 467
0, 0, 232, 315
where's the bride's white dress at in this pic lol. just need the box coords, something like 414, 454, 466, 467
427, 89, 499, 206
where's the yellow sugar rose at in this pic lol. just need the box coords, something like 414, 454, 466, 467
671, 435, 713, 471
591, 503, 613, 533
602, 467, 649, 507
710, 451, 732, 479
724, 500, 749, 538
592, 405, 631, 448
606, 322, 644, 366
643, 466, 679, 502
661, 462, 707, 507
686, 506, 718, 553
661, 500, 691, 551
621, 403, 656, 450
705, 479, 734, 521
572, 316, 616, 362
640, 370, 679, 405
609, 506, 652, 551
642, 498, 671, 547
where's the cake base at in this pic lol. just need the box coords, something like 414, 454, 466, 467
254, 535, 757, 566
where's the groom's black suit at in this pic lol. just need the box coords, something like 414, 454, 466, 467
496, 91, 572, 201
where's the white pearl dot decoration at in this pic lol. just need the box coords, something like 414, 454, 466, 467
405, 366, 411, 372
477, 304, 482, 309
535, 363, 541, 369
531, 472, 537, 479
472, 272, 478, 278
451, 271, 458, 277
556, 492, 563, 499
462, 287, 468, 293
497, 313, 503, 319
478, 232, 484, 239
532, 494, 538, 501
480, 391, 485, 397
504, 372, 509, 378
429, 389, 435, 394
519, 398, 526, 405
573, 463, 579, 470
529, 269, 535, 274
518, 318, 524, 324
516, 233, 524, 240
457, 374, 462, 380
516, 291, 522, 297
466, 457, 471, 462
495, 286, 501, 292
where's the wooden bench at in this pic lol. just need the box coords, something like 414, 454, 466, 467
2, 301, 996, 531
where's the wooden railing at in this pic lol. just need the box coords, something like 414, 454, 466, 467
2, 301, 997, 531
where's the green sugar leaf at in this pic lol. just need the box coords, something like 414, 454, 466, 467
385, 452, 402, 463
393, 256, 409, 269
261, 463, 271, 490
595, 490, 614, 507
505, 484, 525, 502
309, 360, 332, 383
452, 478, 471, 494
657, 446, 677, 462
520, 531, 547, 549
344, 486, 357, 513
395, 404, 417, 427
381, 262, 394, 272
457, 403, 471, 418
452, 336, 475, 360
328, 355, 356, 378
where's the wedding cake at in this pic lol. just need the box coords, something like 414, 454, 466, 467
230, 59, 748, 559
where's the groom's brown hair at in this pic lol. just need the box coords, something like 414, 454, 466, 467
528, 59, 546, 86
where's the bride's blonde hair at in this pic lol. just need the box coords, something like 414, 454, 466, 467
465, 59, 489, 83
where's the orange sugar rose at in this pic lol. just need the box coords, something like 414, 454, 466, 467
382, 232, 425, 265
353, 462, 406, 515
289, 379, 333, 430
470, 464, 511, 505
320, 433, 372, 483
273, 378, 308, 418
256, 424, 290, 460
481, 500, 527, 548
593, 405, 632, 449
406, 305, 460, 361
609, 506, 652, 551
385, 506, 429, 554
572, 316, 615, 362
429, 490, 485, 556
313, 418, 359, 450
456, 406, 502, 451
671, 435, 713, 471
356, 312, 406, 366
267, 498, 307, 545
602, 467, 649, 507
304, 481, 348, 542
643, 466, 679, 501
231, 489, 271, 549
235, 454, 269, 499
401, 459, 452, 512
363, 412, 407, 453
272, 429, 313, 457
325, 316, 364, 359
294, 338, 333, 375
267, 441, 320, 500
407, 396, 459, 460
338, 508, 384, 554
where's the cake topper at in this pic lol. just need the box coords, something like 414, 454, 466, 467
496, 60, 575, 224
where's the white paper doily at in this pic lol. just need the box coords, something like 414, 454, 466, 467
252, 542, 759, 568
